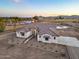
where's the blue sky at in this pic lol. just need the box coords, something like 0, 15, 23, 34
0, 0, 79, 16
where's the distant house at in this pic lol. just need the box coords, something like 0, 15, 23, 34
20, 21, 32, 25
56, 26, 69, 29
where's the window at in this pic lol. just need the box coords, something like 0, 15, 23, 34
54, 37, 56, 40
39, 35, 41, 38
43, 36, 50, 41
45, 37, 49, 41
20, 32, 25, 36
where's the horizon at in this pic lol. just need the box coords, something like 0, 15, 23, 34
1, 14, 79, 17
0, 0, 79, 17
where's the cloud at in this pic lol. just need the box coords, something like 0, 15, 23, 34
12, 0, 22, 3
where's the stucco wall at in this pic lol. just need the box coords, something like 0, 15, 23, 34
16, 31, 32, 38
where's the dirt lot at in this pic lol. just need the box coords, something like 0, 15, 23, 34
0, 22, 79, 59
0, 37, 69, 59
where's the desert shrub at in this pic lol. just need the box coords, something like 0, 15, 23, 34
0, 20, 5, 32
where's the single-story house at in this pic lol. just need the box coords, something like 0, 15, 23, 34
37, 27, 79, 47
16, 27, 37, 38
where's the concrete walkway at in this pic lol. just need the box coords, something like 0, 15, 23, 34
67, 46, 79, 59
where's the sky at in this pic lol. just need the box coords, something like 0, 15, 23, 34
0, 0, 79, 17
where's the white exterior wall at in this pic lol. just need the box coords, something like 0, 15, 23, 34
37, 35, 41, 41
16, 31, 32, 38
37, 34, 79, 47
37, 34, 57, 43
56, 36, 79, 47
25, 31, 32, 38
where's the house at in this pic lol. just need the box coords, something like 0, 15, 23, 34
37, 27, 79, 47
16, 27, 37, 39
56, 26, 69, 29
37, 26, 57, 43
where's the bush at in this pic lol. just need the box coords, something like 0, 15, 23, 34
0, 22, 5, 32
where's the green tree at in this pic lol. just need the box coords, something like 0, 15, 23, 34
0, 18, 5, 32
33, 16, 39, 22
11, 17, 18, 31
58, 16, 64, 19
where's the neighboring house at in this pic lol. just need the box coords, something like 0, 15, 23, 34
20, 21, 32, 25
56, 26, 69, 29
16, 27, 37, 38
